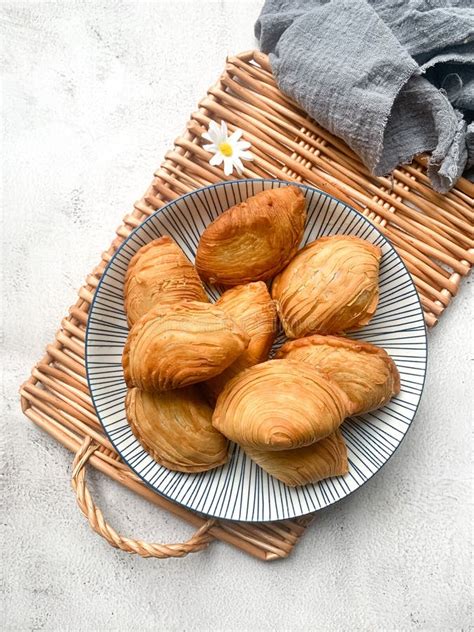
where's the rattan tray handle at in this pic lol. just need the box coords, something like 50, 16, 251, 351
71, 437, 216, 559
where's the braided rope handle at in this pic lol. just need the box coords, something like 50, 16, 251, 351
71, 437, 216, 559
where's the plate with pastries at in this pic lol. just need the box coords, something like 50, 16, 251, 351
85, 179, 427, 522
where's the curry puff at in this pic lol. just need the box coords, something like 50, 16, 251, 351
195, 186, 306, 285
126, 387, 228, 473
277, 335, 400, 415
244, 429, 348, 487
205, 282, 277, 400
123, 301, 249, 391
212, 359, 354, 450
124, 236, 208, 326
272, 235, 381, 337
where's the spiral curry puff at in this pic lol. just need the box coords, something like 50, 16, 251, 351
204, 282, 277, 401
196, 185, 306, 285
124, 235, 208, 326
125, 387, 228, 473
123, 301, 249, 391
272, 235, 381, 337
276, 335, 400, 415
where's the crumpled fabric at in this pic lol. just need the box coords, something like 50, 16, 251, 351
255, 0, 474, 191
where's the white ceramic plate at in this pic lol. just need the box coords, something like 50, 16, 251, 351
86, 179, 427, 522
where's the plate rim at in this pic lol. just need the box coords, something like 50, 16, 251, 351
85, 178, 428, 522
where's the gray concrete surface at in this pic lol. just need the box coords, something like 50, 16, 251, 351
1, 2, 472, 631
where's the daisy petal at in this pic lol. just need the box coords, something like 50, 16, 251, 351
209, 120, 220, 134
223, 157, 234, 176
236, 141, 251, 151
228, 129, 243, 143
203, 143, 217, 152
221, 120, 228, 137
208, 120, 221, 142
202, 132, 213, 142
234, 157, 244, 173
240, 150, 254, 161
210, 152, 224, 166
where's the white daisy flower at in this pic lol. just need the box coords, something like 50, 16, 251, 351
202, 120, 253, 176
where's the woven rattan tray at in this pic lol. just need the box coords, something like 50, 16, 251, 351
20, 50, 473, 561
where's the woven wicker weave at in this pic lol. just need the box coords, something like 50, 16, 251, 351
20, 50, 473, 561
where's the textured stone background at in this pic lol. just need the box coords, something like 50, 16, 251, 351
1, 2, 472, 630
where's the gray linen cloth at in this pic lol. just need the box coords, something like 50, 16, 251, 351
255, 0, 474, 192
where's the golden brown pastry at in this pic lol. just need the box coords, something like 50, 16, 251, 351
126, 387, 228, 472
277, 335, 400, 414
124, 236, 208, 326
123, 301, 249, 391
195, 186, 306, 285
212, 359, 354, 450
272, 235, 381, 337
205, 282, 277, 400
244, 429, 348, 487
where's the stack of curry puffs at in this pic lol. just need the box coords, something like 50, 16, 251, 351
122, 186, 400, 487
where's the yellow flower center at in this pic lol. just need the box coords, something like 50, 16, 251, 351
218, 141, 233, 157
